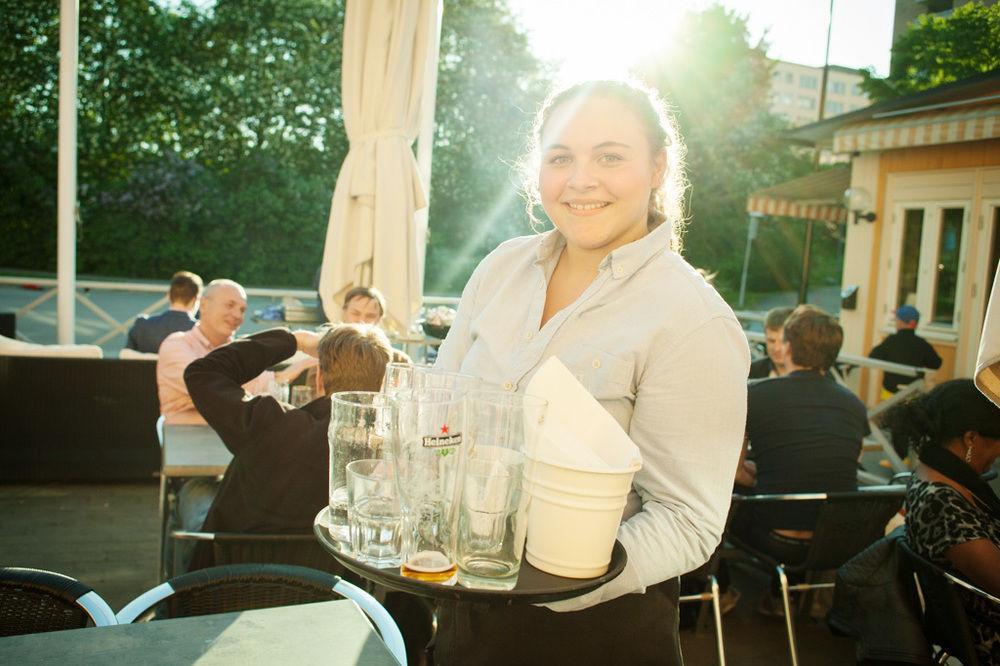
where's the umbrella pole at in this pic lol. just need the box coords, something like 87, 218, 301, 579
57, 0, 79, 344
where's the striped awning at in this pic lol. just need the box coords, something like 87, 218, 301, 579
833, 104, 1000, 153
745, 166, 850, 223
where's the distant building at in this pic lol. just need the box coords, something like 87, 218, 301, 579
768, 60, 870, 127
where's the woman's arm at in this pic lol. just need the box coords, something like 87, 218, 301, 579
945, 538, 1000, 596
435, 254, 488, 371
545, 315, 750, 611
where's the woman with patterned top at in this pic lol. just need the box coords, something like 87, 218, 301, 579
880, 379, 1000, 664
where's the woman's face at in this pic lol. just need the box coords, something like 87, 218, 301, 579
538, 95, 666, 256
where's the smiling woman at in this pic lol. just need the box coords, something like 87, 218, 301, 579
433, 79, 750, 664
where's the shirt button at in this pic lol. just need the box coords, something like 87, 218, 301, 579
503, 381, 514, 391
613, 265, 624, 276
524, 331, 533, 341
592, 358, 601, 369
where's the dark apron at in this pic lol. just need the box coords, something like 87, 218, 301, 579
434, 577, 682, 665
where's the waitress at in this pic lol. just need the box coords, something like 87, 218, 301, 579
434, 79, 749, 664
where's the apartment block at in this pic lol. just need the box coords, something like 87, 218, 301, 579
768, 60, 870, 127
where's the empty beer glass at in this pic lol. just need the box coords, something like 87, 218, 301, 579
346, 459, 401, 567
328, 392, 393, 543
391, 388, 466, 584
456, 391, 547, 590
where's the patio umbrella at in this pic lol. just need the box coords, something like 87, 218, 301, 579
318, 0, 438, 333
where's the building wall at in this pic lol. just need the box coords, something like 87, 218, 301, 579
840, 138, 1000, 402
768, 60, 869, 127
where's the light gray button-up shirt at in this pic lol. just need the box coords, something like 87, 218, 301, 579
437, 221, 750, 611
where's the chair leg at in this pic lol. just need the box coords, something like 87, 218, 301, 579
708, 575, 726, 666
776, 565, 798, 666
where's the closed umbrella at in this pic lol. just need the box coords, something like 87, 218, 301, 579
318, 0, 438, 333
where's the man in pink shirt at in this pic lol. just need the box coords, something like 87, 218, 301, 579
157, 279, 275, 425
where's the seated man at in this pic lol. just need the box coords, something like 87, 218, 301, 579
748, 306, 794, 379
340, 286, 387, 325
733, 306, 869, 611
125, 271, 202, 353
869, 305, 942, 397
184, 324, 394, 569
157, 279, 301, 424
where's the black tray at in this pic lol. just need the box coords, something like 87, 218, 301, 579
313, 507, 626, 604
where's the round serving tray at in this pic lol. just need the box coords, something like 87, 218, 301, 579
313, 507, 626, 604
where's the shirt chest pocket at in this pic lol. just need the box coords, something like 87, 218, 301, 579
557, 345, 636, 402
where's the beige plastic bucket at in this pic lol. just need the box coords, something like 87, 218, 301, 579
523, 456, 640, 578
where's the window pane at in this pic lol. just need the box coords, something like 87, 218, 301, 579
931, 208, 964, 325
896, 209, 923, 309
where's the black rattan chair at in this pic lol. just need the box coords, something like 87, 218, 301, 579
0, 567, 117, 636
116, 563, 405, 663
727, 486, 905, 666
170, 529, 344, 575
898, 538, 999, 666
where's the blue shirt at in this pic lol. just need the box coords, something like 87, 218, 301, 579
126, 309, 196, 353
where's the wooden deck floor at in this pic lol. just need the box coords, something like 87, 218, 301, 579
0, 481, 858, 664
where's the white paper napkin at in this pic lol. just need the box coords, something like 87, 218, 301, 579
524, 357, 642, 472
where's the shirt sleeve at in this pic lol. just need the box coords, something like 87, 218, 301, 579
125, 321, 140, 351
923, 340, 943, 369
435, 254, 488, 372
869, 338, 888, 360
157, 335, 201, 421
545, 315, 750, 611
184, 329, 297, 455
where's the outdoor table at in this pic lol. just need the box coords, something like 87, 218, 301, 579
0, 600, 396, 665
313, 507, 627, 605
158, 424, 233, 579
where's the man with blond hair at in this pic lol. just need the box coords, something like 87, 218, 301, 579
184, 325, 395, 568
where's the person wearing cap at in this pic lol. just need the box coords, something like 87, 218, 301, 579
869, 305, 942, 397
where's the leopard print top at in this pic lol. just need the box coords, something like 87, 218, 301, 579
905, 477, 1000, 665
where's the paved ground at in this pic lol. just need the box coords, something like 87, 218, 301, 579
0, 481, 861, 664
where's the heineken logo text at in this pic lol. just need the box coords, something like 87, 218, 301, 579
422, 433, 462, 449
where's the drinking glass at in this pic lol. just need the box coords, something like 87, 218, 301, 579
455, 391, 547, 589
414, 368, 482, 394
327, 392, 393, 543
346, 459, 401, 567
290, 385, 315, 408
391, 388, 467, 584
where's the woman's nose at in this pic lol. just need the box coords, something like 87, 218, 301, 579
566, 162, 598, 190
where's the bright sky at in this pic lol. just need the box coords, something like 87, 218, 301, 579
506, 0, 895, 81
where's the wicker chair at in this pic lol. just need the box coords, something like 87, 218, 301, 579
898, 538, 999, 666
116, 563, 405, 664
727, 486, 905, 666
170, 529, 344, 575
0, 567, 117, 636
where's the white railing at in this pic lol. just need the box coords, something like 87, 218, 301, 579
0, 273, 460, 349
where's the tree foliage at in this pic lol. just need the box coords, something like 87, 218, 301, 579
861, 2, 1000, 103
2, 0, 836, 301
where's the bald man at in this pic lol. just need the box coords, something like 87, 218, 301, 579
157, 279, 307, 425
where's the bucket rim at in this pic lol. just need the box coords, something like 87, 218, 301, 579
526, 453, 642, 475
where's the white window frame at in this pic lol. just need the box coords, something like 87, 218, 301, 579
887, 200, 971, 336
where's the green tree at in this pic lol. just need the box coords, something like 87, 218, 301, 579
861, 2, 1000, 103
423, 0, 549, 295
639, 5, 819, 300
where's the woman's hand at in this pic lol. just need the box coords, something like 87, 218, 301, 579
292, 329, 322, 357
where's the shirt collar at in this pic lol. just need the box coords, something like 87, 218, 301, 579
191, 322, 231, 350
534, 221, 672, 279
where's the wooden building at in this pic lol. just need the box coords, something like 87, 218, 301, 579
748, 72, 1000, 401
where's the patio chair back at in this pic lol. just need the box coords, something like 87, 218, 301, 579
0, 567, 117, 636
897, 539, 983, 666
798, 487, 906, 572
117, 564, 406, 664
173, 529, 345, 575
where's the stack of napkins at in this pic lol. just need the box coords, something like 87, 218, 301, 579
524, 357, 642, 472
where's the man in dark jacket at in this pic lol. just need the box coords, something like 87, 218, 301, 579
869, 305, 942, 395
126, 271, 202, 353
184, 325, 392, 559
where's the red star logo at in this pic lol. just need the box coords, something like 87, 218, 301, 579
440, 424, 449, 435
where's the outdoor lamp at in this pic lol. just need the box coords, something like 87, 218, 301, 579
843, 187, 876, 224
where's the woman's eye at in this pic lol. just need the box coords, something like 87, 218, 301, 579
598, 153, 624, 164
548, 154, 571, 165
